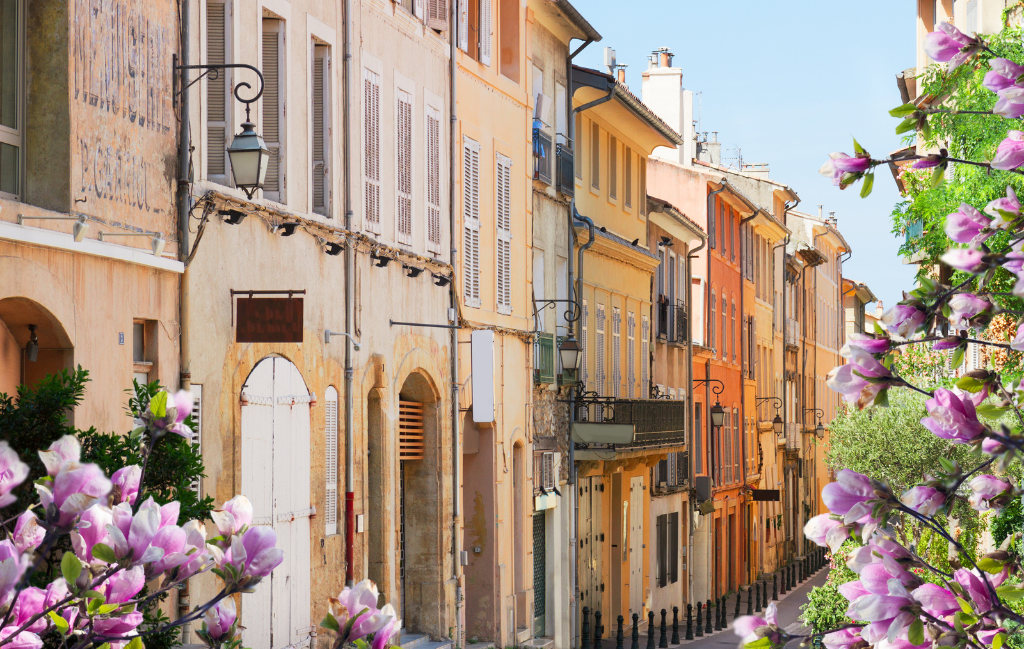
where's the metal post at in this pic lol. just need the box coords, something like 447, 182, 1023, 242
772, 574, 778, 600
762, 580, 768, 608
582, 607, 592, 649
754, 583, 761, 613
685, 604, 693, 641
659, 610, 668, 648
671, 607, 679, 645
704, 600, 712, 635
746, 587, 753, 615
713, 598, 721, 631
631, 613, 640, 649
646, 612, 656, 649
594, 610, 603, 649
616, 615, 625, 649
734, 591, 741, 621
695, 602, 703, 638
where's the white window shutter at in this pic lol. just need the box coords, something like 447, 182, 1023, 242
415, 0, 425, 19
190, 385, 203, 494
496, 153, 512, 315
396, 90, 413, 245
463, 138, 481, 307
612, 308, 621, 398
542, 452, 554, 490
325, 387, 338, 535
427, 0, 448, 30
261, 20, 284, 201
479, 0, 492, 65
312, 46, 330, 216
641, 315, 649, 397
596, 305, 606, 397
627, 312, 635, 399
206, 3, 229, 182
426, 107, 442, 254
458, 0, 469, 51
364, 69, 381, 233
581, 299, 588, 390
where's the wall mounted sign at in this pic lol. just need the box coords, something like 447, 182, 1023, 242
236, 297, 304, 343
751, 489, 781, 502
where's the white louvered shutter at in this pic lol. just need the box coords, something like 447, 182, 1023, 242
261, 20, 284, 201
479, 0, 492, 65
542, 452, 554, 490
364, 70, 381, 233
206, 3, 229, 183
496, 153, 512, 315
396, 90, 413, 245
190, 385, 203, 494
426, 107, 442, 253
612, 308, 621, 398
641, 315, 649, 398
627, 312, 635, 398
596, 305, 606, 397
581, 299, 589, 390
312, 46, 330, 216
325, 387, 338, 535
427, 0, 448, 30
463, 138, 481, 307
458, 0, 469, 51
415, 0, 425, 19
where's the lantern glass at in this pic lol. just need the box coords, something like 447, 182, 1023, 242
710, 403, 725, 428
559, 335, 581, 372
816, 422, 825, 438
772, 414, 784, 435
228, 121, 270, 193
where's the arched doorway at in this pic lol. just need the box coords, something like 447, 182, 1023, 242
0, 297, 74, 396
240, 357, 313, 649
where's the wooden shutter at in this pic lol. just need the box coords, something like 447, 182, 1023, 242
325, 387, 338, 535
427, 0, 448, 30
596, 304, 605, 397
608, 136, 617, 199
581, 300, 588, 390
590, 123, 599, 189
426, 107, 442, 253
399, 401, 425, 460
463, 138, 481, 307
656, 514, 667, 587
612, 307, 621, 397
641, 315, 649, 398
627, 312, 635, 398
624, 146, 632, 208
732, 302, 737, 362
458, 0, 469, 51
541, 452, 554, 490
496, 153, 512, 314
396, 90, 413, 245
262, 19, 283, 201
669, 512, 679, 583
708, 196, 716, 249
190, 385, 203, 494
312, 46, 330, 216
364, 69, 381, 233
479, 0, 492, 65
639, 158, 646, 215
206, 2, 229, 182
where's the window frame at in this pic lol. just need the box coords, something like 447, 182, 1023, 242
0, 0, 24, 200
311, 42, 332, 217
203, 0, 233, 188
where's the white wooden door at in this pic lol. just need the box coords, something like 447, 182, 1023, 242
578, 479, 592, 611
241, 357, 313, 649
628, 476, 644, 618
591, 477, 603, 615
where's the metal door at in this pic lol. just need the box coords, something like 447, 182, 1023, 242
533, 513, 546, 636
628, 476, 644, 617
241, 357, 313, 649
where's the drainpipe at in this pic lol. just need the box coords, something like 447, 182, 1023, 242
449, 3, 463, 647
342, 0, 355, 587
177, 0, 191, 395
738, 209, 758, 586
685, 225, 706, 606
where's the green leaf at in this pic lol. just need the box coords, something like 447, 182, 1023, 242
895, 118, 918, 135
956, 597, 973, 614
996, 584, 1024, 601
908, 619, 924, 646
125, 637, 144, 649
977, 404, 1010, 419
977, 557, 1005, 573
995, 632, 1007, 649
921, 118, 933, 140
939, 457, 956, 473
61, 551, 82, 585
88, 598, 102, 615
91, 543, 117, 564
890, 104, 919, 118
853, 138, 867, 155
860, 172, 875, 198
929, 164, 946, 188
354, 640, 370, 649
149, 390, 168, 418
873, 321, 885, 336
83, 590, 106, 602
956, 376, 985, 393
874, 389, 890, 408
744, 639, 772, 649
320, 613, 340, 633
48, 611, 69, 635
952, 345, 965, 370
97, 603, 121, 615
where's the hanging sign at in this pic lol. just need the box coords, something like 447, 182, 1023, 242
236, 297, 304, 343
751, 489, 781, 502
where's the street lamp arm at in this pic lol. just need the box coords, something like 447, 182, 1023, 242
755, 396, 783, 410
173, 60, 266, 118
693, 377, 724, 398
803, 408, 825, 420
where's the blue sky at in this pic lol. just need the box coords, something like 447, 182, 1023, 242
573, 0, 919, 310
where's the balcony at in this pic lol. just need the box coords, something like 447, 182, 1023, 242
903, 218, 928, 264
785, 318, 799, 348
574, 396, 687, 450
533, 128, 553, 185
556, 141, 574, 197
674, 306, 688, 345
534, 332, 555, 384
656, 302, 689, 345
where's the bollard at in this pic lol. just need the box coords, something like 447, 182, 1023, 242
779, 568, 787, 595
695, 602, 704, 637
705, 599, 713, 635
721, 596, 729, 629
631, 613, 640, 649
685, 604, 694, 641
746, 586, 753, 615
647, 611, 656, 649
762, 581, 768, 608
734, 591, 741, 620
659, 609, 668, 648
772, 574, 778, 600
714, 598, 722, 631
582, 607, 592, 649
754, 582, 762, 613
616, 615, 625, 649
788, 564, 795, 589
595, 611, 604, 649
672, 607, 680, 645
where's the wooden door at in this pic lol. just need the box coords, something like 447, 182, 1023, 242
628, 476, 644, 618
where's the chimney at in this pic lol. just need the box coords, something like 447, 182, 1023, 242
641, 46, 693, 165
875, 300, 884, 319
828, 211, 838, 228
818, 205, 823, 219
616, 67, 627, 84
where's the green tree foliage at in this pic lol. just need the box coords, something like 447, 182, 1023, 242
801, 543, 858, 634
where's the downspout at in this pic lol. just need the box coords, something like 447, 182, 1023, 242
771, 235, 788, 569
738, 209, 758, 586
342, 0, 355, 587
449, 4, 463, 647
685, 226, 706, 606
177, 0, 191, 395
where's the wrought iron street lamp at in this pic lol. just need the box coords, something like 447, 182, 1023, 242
710, 403, 725, 429
559, 334, 581, 379
804, 408, 826, 439
694, 377, 726, 428
755, 396, 785, 435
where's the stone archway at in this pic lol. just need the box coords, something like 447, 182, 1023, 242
0, 297, 74, 396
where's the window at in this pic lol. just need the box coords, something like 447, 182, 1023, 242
574, 114, 582, 179
364, 69, 381, 232
721, 295, 727, 360
731, 301, 737, 363
729, 208, 735, 262
396, 89, 413, 244
498, 0, 518, 81
582, 299, 589, 389
655, 512, 679, 587
458, 0, 491, 64
708, 195, 716, 250
132, 321, 156, 386
641, 315, 649, 397
205, 1, 231, 185
639, 157, 646, 216
496, 153, 512, 314
190, 385, 204, 493
325, 386, 339, 535
719, 201, 726, 254
262, 18, 285, 202
312, 44, 331, 217
627, 312, 635, 398
426, 0, 449, 30
426, 106, 442, 254
590, 122, 600, 190
463, 137, 481, 307
694, 403, 703, 475
710, 290, 717, 353
608, 135, 617, 199
612, 307, 621, 398
624, 146, 632, 208
596, 304, 606, 396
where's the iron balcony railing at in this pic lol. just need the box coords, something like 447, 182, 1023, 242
533, 128, 553, 185
674, 306, 688, 344
574, 396, 687, 449
534, 332, 555, 384
556, 141, 574, 197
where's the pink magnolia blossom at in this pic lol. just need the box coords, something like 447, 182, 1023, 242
880, 305, 925, 339
804, 514, 849, 552
955, 568, 995, 612
968, 475, 1012, 512
984, 59, 1024, 92
9, 587, 47, 633
820, 153, 869, 188
912, 156, 943, 170
0, 628, 42, 649
912, 583, 959, 617
986, 186, 1021, 227
222, 526, 284, 583
110, 465, 142, 506
924, 23, 980, 70
146, 390, 194, 440
203, 597, 237, 641
994, 87, 1024, 119
37, 461, 111, 529
900, 485, 946, 516
947, 294, 990, 330
822, 470, 874, 518
0, 541, 28, 611
846, 333, 891, 355
71, 505, 112, 564
846, 536, 913, 574
351, 603, 397, 643
106, 499, 184, 568
371, 612, 402, 649
823, 628, 863, 649
860, 556, 918, 595
941, 247, 986, 273
13, 511, 45, 554
38, 435, 80, 476
0, 442, 30, 509
921, 388, 985, 444
847, 579, 916, 644
827, 347, 893, 409
1012, 322, 1024, 351
991, 131, 1024, 170
945, 203, 992, 244
734, 603, 782, 646
211, 495, 254, 538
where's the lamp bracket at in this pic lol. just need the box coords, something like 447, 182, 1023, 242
755, 396, 783, 410
693, 377, 724, 398
531, 298, 582, 330
173, 56, 265, 121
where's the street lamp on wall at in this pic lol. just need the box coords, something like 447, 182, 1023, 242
755, 396, 785, 435
693, 376, 726, 428
559, 334, 582, 380
804, 408, 826, 439
710, 403, 725, 429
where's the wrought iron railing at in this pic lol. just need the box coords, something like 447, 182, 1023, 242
534, 332, 555, 384
674, 306, 688, 344
533, 128, 553, 185
556, 142, 574, 196
574, 396, 687, 448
